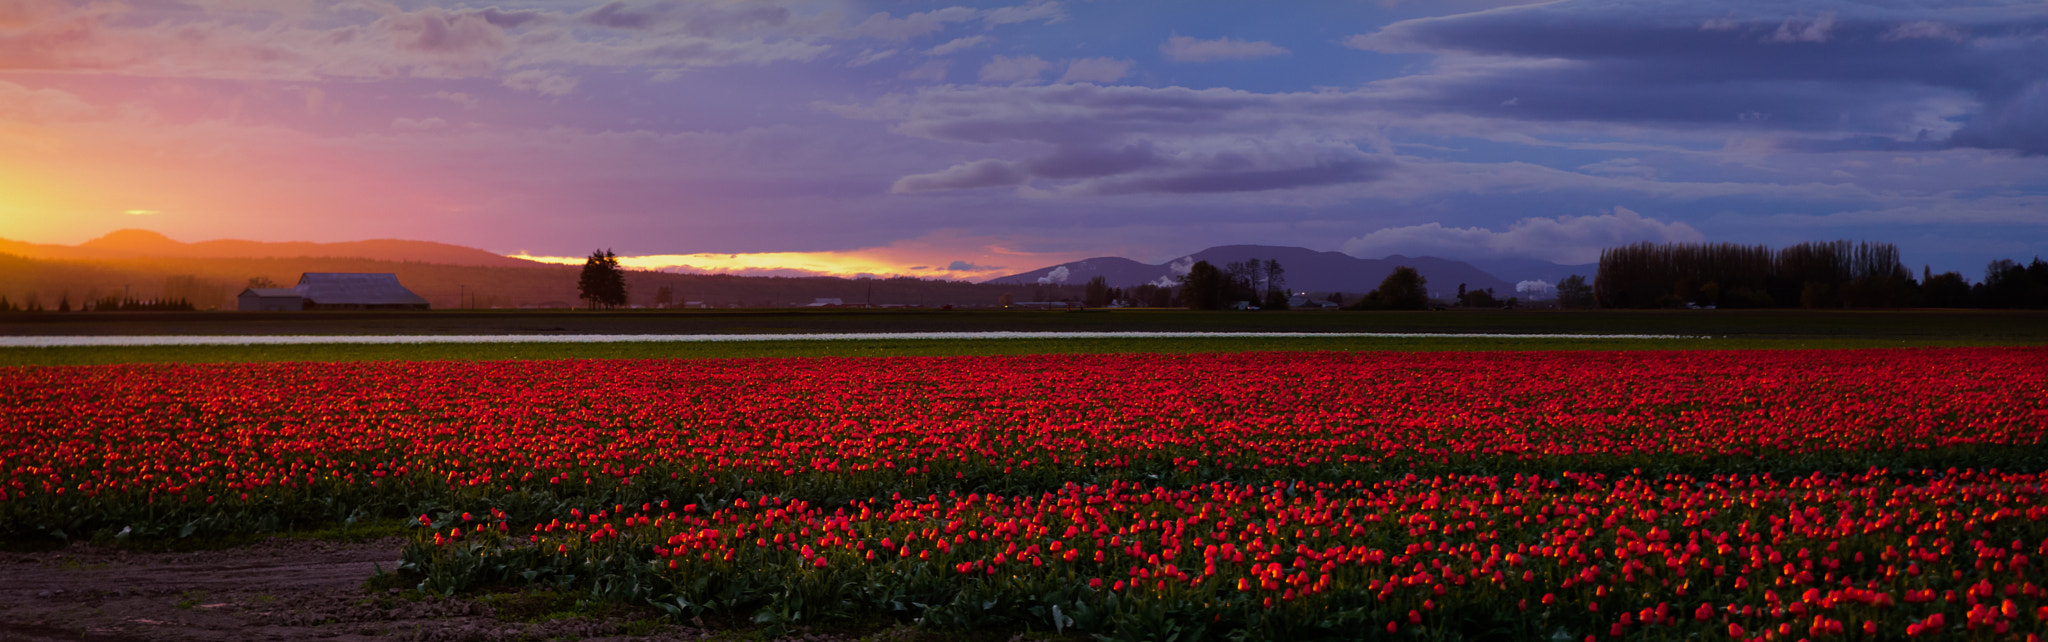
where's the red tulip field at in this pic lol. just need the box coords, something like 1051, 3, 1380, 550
5, 347, 2047, 640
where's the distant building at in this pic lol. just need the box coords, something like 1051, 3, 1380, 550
238, 287, 305, 312
236, 273, 430, 311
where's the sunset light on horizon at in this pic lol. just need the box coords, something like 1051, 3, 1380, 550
2, 0, 2045, 279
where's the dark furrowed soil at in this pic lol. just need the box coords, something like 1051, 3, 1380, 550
0, 538, 781, 642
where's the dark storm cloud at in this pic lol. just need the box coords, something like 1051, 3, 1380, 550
1022, 143, 1162, 179
1348, 0, 2048, 153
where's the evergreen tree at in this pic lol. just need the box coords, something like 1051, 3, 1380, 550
1181, 261, 1224, 310
579, 249, 628, 309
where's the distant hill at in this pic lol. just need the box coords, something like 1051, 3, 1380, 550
0, 229, 543, 268
989, 245, 1521, 300
0, 241, 1085, 311
1463, 258, 1599, 287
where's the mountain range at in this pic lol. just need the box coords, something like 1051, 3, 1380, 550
0, 231, 1598, 309
0, 230, 1086, 310
989, 245, 1595, 299
0, 229, 540, 268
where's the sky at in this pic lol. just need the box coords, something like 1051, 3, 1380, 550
2, 0, 2044, 281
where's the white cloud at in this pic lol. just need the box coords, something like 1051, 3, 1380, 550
899, 60, 951, 82
925, 35, 992, 56
979, 55, 1049, 84
1059, 57, 1133, 84
847, 48, 899, 67
426, 91, 479, 110
1340, 207, 1705, 264
845, 7, 979, 41
1577, 157, 1656, 179
501, 69, 577, 96
1035, 265, 1070, 284
391, 117, 448, 131
1882, 20, 1966, 42
0, 80, 97, 122
983, 1, 1066, 28
1766, 12, 1836, 44
1160, 33, 1289, 62
892, 159, 1028, 192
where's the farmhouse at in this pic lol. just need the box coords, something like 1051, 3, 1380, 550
236, 273, 430, 311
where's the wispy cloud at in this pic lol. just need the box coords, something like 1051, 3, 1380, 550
1160, 34, 1289, 62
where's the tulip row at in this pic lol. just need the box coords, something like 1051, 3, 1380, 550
3, 347, 2047, 639
409, 470, 2048, 640
4, 348, 2043, 513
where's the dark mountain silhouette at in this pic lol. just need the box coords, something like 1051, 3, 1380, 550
4, 229, 543, 268
989, 245, 1521, 299
1463, 257, 1599, 287
0, 231, 1089, 311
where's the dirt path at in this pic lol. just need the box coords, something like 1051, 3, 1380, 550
0, 538, 724, 641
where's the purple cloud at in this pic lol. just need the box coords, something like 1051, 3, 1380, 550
893, 159, 1030, 192
1346, 0, 2048, 153
1058, 57, 1133, 83
845, 83, 1397, 195
978, 55, 1049, 84
1160, 34, 1289, 62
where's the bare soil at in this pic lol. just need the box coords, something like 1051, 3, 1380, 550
0, 538, 758, 642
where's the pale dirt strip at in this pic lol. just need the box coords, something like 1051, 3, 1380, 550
0, 331, 1705, 348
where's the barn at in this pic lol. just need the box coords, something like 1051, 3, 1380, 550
236, 273, 430, 311
236, 288, 305, 312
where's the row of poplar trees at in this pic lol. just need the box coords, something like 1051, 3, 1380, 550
1594, 240, 1918, 309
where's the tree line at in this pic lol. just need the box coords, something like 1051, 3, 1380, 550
0, 294, 196, 313
1595, 240, 2046, 309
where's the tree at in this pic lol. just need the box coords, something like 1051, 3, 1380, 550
1181, 261, 1225, 310
1223, 259, 1261, 306
1130, 283, 1172, 308
654, 285, 674, 308
1921, 270, 1972, 308
247, 276, 280, 290
1083, 276, 1111, 308
1262, 259, 1288, 310
1556, 275, 1594, 309
1459, 287, 1500, 308
1351, 266, 1428, 310
1980, 257, 2048, 309
578, 249, 627, 309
